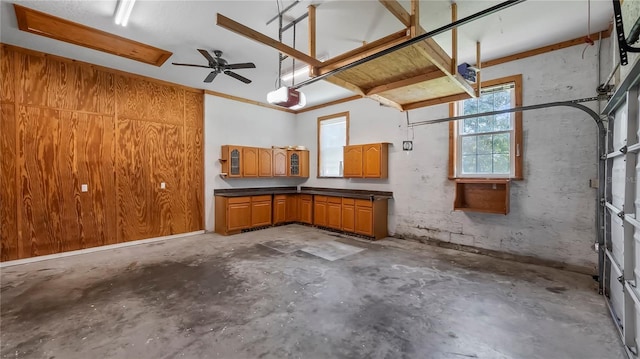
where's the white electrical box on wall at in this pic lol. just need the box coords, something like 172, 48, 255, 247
81, 184, 88, 192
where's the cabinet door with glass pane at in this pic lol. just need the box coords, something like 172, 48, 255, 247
221, 145, 243, 178
288, 150, 300, 176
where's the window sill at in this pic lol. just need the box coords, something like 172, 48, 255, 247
449, 176, 523, 181
453, 178, 510, 215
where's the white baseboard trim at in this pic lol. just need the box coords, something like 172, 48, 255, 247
0, 230, 206, 268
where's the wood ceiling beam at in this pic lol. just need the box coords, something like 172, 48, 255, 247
317, 29, 409, 75
379, 0, 411, 27
216, 13, 322, 67
410, 0, 421, 37
364, 69, 444, 96
402, 92, 472, 111
308, 5, 316, 59
369, 94, 404, 111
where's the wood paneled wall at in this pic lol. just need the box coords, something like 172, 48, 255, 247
0, 44, 204, 261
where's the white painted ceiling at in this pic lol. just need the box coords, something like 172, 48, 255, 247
0, 0, 614, 107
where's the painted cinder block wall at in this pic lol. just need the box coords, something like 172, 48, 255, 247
204, 40, 611, 272
295, 42, 607, 272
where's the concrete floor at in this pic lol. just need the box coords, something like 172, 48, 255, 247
1, 225, 624, 359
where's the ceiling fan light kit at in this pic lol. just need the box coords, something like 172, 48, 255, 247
267, 86, 306, 109
172, 49, 255, 84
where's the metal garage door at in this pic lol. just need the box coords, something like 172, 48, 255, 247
604, 66, 640, 358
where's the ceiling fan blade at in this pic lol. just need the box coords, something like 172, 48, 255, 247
197, 49, 217, 64
224, 62, 256, 70
204, 71, 218, 83
224, 71, 251, 84
172, 62, 211, 69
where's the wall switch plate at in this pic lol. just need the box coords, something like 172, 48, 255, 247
81, 184, 88, 192
160, 182, 166, 189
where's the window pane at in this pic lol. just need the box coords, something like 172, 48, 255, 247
477, 116, 495, 133
493, 133, 510, 154
493, 154, 510, 173
461, 136, 477, 155
477, 155, 492, 173
462, 118, 477, 134
463, 99, 477, 115
462, 155, 476, 174
478, 92, 494, 113
477, 135, 492, 154
494, 90, 511, 110
495, 114, 511, 131
319, 115, 347, 177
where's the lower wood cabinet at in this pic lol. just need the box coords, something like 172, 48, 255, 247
273, 195, 287, 224
313, 195, 327, 226
327, 197, 342, 229
215, 193, 387, 239
299, 195, 313, 224
286, 194, 299, 222
251, 195, 272, 227
342, 198, 355, 232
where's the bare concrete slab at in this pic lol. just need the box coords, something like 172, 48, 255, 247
0, 224, 625, 359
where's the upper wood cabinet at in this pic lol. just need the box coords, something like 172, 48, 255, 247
343, 145, 363, 178
343, 143, 389, 179
273, 149, 288, 177
288, 150, 309, 177
258, 148, 273, 177
221, 146, 308, 179
220, 145, 243, 178
243, 147, 259, 177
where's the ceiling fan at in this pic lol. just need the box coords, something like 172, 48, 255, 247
172, 49, 256, 84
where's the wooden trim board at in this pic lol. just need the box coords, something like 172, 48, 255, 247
205, 90, 297, 114
296, 95, 362, 114
14, 4, 172, 66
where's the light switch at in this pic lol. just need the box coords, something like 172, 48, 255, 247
81, 184, 88, 192
160, 182, 166, 189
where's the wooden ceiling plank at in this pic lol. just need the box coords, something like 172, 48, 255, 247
379, 0, 411, 27
216, 13, 321, 67
13, 4, 172, 67
365, 69, 444, 96
318, 29, 409, 75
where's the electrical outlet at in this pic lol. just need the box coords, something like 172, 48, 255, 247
81, 184, 88, 192
160, 182, 166, 189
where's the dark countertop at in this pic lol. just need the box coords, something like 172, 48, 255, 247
214, 186, 393, 200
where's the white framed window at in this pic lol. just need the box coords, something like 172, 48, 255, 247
317, 112, 349, 177
449, 75, 523, 180
456, 82, 517, 177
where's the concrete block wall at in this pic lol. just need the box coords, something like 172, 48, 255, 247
205, 40, 611, 272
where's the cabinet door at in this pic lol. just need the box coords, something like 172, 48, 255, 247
288, 151, 300, 176
286, 194, 299, 222
273, 149, 288, 176
299, 150, 310, 177
300, 198, 313, 224
363, 143, 386, 178
251, 197, 272, 227
243, 147, 259, 177
355, 201, 374, 236
274, 195, 287, 224
327, 199, 342, 229
258, 148, 273, 177
314, 196, 327, 226
343, 145, 363, 177
228, 201, 251, 231
342, 204, 355, 232
226, 145, 243, 178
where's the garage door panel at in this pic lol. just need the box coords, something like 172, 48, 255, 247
613, 107, 628, 151
608, 260, 625, 327
613, 156, 627, 209
612, 215, 625, 267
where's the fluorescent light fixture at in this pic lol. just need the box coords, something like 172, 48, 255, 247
281, 66, 311, 82
280, 54, 329, 81
267, 86, 306, 109
115, 0, 136, 26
